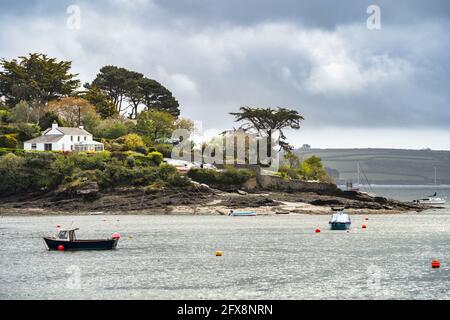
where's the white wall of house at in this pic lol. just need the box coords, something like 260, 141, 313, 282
24, 123, 100, 152
24, 142, 63, 151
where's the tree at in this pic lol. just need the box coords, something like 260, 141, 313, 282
0, 153, 26, 194
0, 53, 80, 114
140, 78, 180, 117
230, 107, 304, 151
124, 71, 145, 119
95, 118, 131, 139
82, 86, 117, 119
10, 100, 35, 123
88, 66, 180, 117
88, 66, 129, 113
39, 111, 63, 130
176, 118, 195, 132
46, 97, 99, 127
136, 110, 175, 143
298, 156, 328, 181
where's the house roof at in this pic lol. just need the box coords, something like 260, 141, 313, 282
24, 135, 64, 144
43, 127, 92, 136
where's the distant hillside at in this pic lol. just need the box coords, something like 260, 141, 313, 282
295, 148, 450, 185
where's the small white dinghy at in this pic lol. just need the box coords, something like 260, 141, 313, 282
229, 210, 257, 217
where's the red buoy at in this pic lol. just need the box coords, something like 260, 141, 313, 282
431, 260, 441, 269
362, 224, 367, 229
56, 224, 61, 228
57, 245, 64, 251
365, 217, 369, 221
111, 232, 121, 240
315, 228, 321, 233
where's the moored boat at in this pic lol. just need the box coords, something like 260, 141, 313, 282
43, 228, 120, 251
329, 207, 351, 230
229, 210, 257, 217
413, 193, 446, 206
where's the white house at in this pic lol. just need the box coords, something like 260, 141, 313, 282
23, 122, 104, 152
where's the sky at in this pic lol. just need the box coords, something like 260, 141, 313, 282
0, 0, 449, 150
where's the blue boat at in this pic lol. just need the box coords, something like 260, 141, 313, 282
229, 210, 257, 217
329, 208, 351, 230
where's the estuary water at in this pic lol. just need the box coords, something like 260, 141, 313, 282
1, 186, 449, 300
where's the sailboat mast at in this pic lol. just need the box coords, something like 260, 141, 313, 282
434, 166, 437, 185
357, 162, 360, 186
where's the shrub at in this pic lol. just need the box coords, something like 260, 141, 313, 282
147, 151, 163, 166
153, 143, 173, 158
0, 133, 19, 148
121, 133, 145, 151
217, 167, 253, 185
0, 153, 26, 195
278, 165, 300, 180
188, 167, 253, 186
15, 123, 41, 141
96, 119, 130, 139
187, 168, 218, 184
135, 145, 148, 155
0, 110, 12, 124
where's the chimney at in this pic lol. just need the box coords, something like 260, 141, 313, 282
79, 125, 84, 130
52, 121, 58, 129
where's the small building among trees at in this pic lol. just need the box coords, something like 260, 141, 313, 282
23, 122, 104, 152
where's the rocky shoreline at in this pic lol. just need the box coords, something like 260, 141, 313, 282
0, 185, 429, 216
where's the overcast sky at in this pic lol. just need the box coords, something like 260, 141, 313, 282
1, 0, 449, 150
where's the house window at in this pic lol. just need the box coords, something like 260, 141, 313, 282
84, 136, 87, 141
78, 136, 80, 142
71, 136, 73, 142
44, 144, 52, 151
31, 143, 36, 150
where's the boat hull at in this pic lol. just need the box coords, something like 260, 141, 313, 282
43, 237, 119, 250
230, 212, 257, 216
330, 222, 351, 230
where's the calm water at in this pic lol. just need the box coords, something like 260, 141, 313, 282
1, 187, 449, 300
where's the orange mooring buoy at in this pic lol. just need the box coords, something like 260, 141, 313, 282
315, 228, 321, 233
57, 245, 65, 251
215, 250, 223, 257
431, 260, 441, 269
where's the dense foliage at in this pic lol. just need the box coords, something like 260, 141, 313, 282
0, 150, 191, 196
187, 167, 254, 186
277, 152, 332, 183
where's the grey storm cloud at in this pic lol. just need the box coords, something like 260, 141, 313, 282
0, 0, 449, 148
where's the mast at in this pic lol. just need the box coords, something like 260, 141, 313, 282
434, 166, 437, 186
357, 162, 360, 186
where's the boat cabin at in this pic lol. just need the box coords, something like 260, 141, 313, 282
56, 228, 79, 242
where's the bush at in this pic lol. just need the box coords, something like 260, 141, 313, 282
96, 119, 130, 139
153, 143, 173, 158
15, 123, 41, 141
188, 167, 253, 186
187, 168, 218, 184
0, 110, 12, 124
135, 145, 148, 155
0, 133, 19, 148
217, 167, 253, 185
0, 153, 26, 194
278, 165, 300, 180
147, 151, 163, 166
